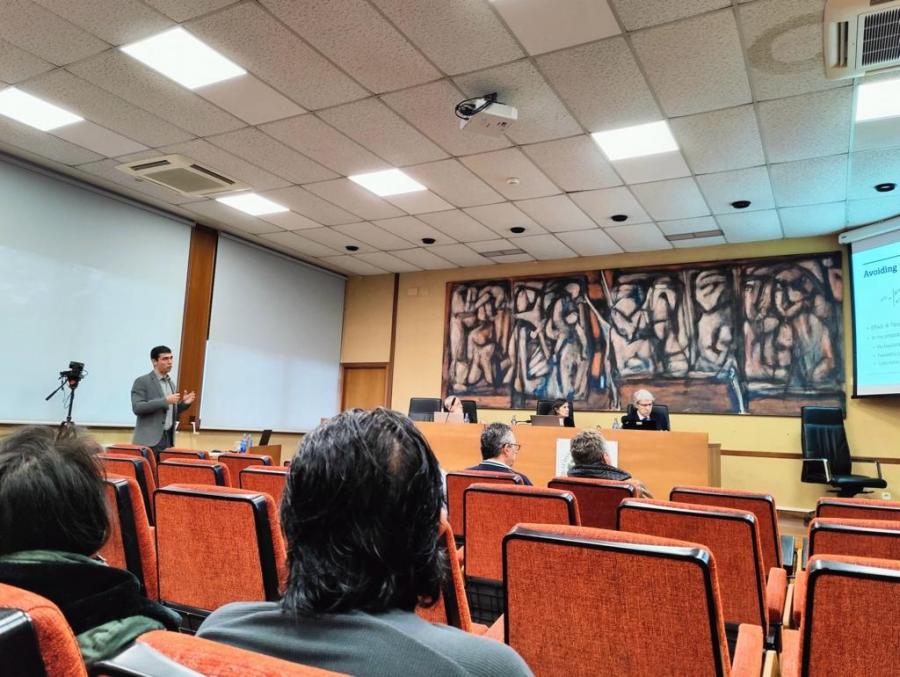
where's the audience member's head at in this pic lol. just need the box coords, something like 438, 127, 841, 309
280, 408, 445, 615
0, 426, 107, 557
480, 422, 519, 465
551, 399, 570, 418
443, 396, 462, 414
569, 429, 610, 467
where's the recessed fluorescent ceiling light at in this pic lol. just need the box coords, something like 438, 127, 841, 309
0, 87, 83, 131
856, 78, 900, 122
216, 193, 288, 216
591, 121, 679, 161
349, 169, 426, 196
121, 27, 246, 89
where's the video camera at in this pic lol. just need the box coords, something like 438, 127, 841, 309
60, 361, 85, 386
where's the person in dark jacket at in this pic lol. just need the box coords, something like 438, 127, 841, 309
567, 429, 653, 498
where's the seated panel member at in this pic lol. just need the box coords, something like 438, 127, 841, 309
550, 398, 575, 428
466, 423, 533, 486
197, 409, 531, 677
567, 429, 653, 498
620, 389, 670, 431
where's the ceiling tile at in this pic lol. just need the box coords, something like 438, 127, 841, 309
261, 231, 345, 258
383, 190, 455, 215
778, 202, 847, 238
318, 98, 448, 166
610, 0, 730, 30
610, 151, 691, 184
605, 222, 671, 252
536, 37, 660, 132
32, 0, 172, 45
372, 215, 454, 245
259, 210, 322, 231
318, 254, 387, 276
142, 0, 236, 23
355, 251, 422, 273
187, 2, 367, 110
261, 0, 440, 93
716, 209, 783, 243
389, 247, 456, 270
757, 88, 852, 163
631, 9, 751, 117
206, 127, 338, 185
418, 210, 498, 242
515, 234, 577, 260
0, 116, 102, 165
555, 228, 624, 256
737, 0, 844, 101
52, 120, 147, 157
569, 187, 652, 226
428, 243, 494, 267
304, 179, 405, 221
455, 60, 582, 145
657, 216, 719, 236
75, 158, 200, 204
847, 195, 900, 226
670, 104, 765, 174
464, 203, 545, 239
0, 37, 53, 82
370, 0, 524, 75
403, 159, 504, 208
300, 227, 377, 254
381, 79, 510, 157
0, 0, 108, 65
522, 136, 622, 192
196, 75, 304, 126
160, 139, 289, 191
68, 50, 244, 137
188, 199, 283, 235
468, 238, 516, 253
460, 148, 560, 200
491, 252, 536, 263
21, 69, 194, 147
854, 116, 900, 153
696, 166, 775, 214
848, 148, 900, 200
631, 178, 711, 220
259, 186, 359, 225
261, 114, 389, 176
671, 235, 727, 248
492, 0, 620, 55
333, 221, 414, 250
514, 195, 597, 232
769, 155, 848, 207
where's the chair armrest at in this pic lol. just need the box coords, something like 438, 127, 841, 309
801, 457, 831, 482
762, 649, 779, 677
800, 536, 808, 571
484, 615, 505, 642
765, 567, 788, 625
470, 622, 489, 635
730, 623, 764, 677
792, 570, 807, 628
782, 583, 794, 628
853, 458, 883, 479
91, 642, 203, 676
780, 534, 796, 574
456, 546, 464, 568
780, 629, 801, 677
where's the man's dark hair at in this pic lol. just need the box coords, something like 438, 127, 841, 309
280, 408, 446, 615
150, 345, 172, 361
0, 426, 108, 556
480, 422, 512, 461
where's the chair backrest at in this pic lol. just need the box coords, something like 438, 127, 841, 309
98, 453, 157, 525
549, 476, 638, 529
801, 406, 851, 481
216, 453, 272, 485
816, 496, 900, 521
618, 498, 767, 629
464, 484, 579, 582
239, 465, 288, 508
796, 555, 900, 676
99, 475, 158, 600
460, 399, 478, 423
445, 470, 523, 539
159, 448, 209, 462
670, 485, 783, 570
0, 583, 87, 677
108, 444, 158, 481
536, 398, 574, 426
808, 518, 900, 561
154, 484, 287, 614
502, 524, 732, 677
625, 402, 670, 430
408, 397, 441, 420
416, 519, 475, 632
158, 459, 230, 488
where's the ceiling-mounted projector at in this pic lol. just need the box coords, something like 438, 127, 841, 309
455, 92, 517, 137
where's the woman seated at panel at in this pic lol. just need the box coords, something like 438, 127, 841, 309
567, 429, 653, 498
0, 426, 180, 665
551, 398, 575, 428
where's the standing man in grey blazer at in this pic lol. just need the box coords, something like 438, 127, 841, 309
131, 345, 195, 453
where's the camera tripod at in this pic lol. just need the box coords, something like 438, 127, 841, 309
45, 375, 81, 439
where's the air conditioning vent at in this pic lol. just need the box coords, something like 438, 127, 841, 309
825, 0, 900, 79
115, 155, 247, 196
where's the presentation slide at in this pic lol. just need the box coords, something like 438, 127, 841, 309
851, 228, 900, 396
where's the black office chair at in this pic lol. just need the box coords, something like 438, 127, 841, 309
461, 399, 478, 424
800, 406, 885, 498
408, 397, 442, 422
624, 403, 671, 431
536, 398, 574, 427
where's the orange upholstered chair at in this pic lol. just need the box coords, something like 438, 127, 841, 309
445, 470, 523, 542
98, 475, 158, 600
154, 484, 287, 628
618, 498, 786, 648
98, 453, 157, 525
97, 630, 346, 676
107, 443, 158, 481
159, 448, 209, 462
239, 465, 289, 507
499, 524, 765, 677
781, 555, 900, 677
216, 453, 273, 486
548, 476, 638, 529
158, 459, 231, 488
0, 583, 87, 677
671, 485, 795, 574
815, 496, 900, 521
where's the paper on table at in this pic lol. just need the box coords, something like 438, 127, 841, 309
555, 437, 618, 476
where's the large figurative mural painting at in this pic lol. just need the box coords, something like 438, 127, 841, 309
443, 253, 844, 415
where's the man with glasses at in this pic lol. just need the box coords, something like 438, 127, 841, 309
620, 389, 670, 431
466, 423, 532, 485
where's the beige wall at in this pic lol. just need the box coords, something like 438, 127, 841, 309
341, 234, 900, 509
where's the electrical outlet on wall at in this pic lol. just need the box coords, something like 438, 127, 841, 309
882, 491, 893, 501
